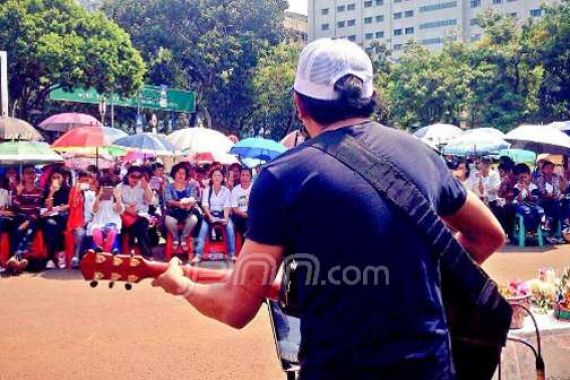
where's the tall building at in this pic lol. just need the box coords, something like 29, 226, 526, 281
285, 11, 309, 43
308, 0, 554, 54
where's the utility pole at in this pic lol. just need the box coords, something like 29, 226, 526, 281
0, 51, 8, 117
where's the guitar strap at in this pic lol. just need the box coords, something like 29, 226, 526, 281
306, 123, 512, 379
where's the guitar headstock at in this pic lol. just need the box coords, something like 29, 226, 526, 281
80, 250, 156, 289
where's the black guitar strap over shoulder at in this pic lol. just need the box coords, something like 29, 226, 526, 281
306, 124, 512, 380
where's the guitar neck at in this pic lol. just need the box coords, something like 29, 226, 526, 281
145, 261, 281, 300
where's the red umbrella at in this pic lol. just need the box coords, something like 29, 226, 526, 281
51, 126, 127, 151
39, 112, 103, 132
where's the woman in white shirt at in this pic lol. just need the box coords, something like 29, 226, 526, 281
193, 168, 235, 263
231, 167, 253, 237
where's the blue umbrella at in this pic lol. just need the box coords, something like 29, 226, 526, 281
441, 133, 510, 156
230, 137, 286, 161
114, 133, 176, 156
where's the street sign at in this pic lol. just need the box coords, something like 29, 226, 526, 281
50, 85, 196, 113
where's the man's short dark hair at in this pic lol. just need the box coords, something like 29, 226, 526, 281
514, 163, 531, 175
296, 75, 377, 126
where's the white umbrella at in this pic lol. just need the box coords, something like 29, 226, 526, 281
167, 128, 234, 157
442, 132, 510, 156
413, 123, 463, 146
504, 124, 570, 155
548, 121, 570, 133
462, 128, 505, 138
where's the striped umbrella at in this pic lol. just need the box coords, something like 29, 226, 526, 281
114, 133, 176, 156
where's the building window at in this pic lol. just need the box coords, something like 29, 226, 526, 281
338, 21, 346, 28
376, 15, 385, 22
470, 0, 481, 7
419, 1, 457, 12
375, 0, 384, 5
347, 3, 356, 10
405, 10, 414, 17
470, 18, 477, 25
348, 35, 357, 41
471, 34, 481, 42
394, 44, 403, 50
421, 37, 444, 45
375, 31, 385, 38
405, 27, 414, 34
347, 19, 356, 26
394, 0, 402, 3
492, 0, 502, 4
394, 29, 403, 36
506, 0, 517, 2
337, 5, 346, 12
365, 33, 374, 40
321, 8, 329, 15
364, 0, 373, 7
419, 19, 457, 29
394, 12, 402, 19
530, 8, 542, 17
365, 17, 373, 24
509, 12, 517, 17
321, 23, 330, 31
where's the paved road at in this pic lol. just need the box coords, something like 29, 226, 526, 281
2, 244, 570, 380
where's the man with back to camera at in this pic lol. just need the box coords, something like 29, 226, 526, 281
152, 38, 505, 379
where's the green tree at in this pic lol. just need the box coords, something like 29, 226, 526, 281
101, 0, 288, 134
0, 0, 146, 119
250, 42, 301, 140
529, 0, 570, 121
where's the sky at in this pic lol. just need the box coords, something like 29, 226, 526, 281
288, 0, 308, 15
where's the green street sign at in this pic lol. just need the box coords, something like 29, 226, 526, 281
50, 85, 196, 113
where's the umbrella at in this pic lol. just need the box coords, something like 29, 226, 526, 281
442, 132, 510, 156
39, 112, 103, 132
0, 117, 44, 141
548, 121, 570, 134
413, 123, 463, 146
114, 133, 176, 156
230, 137, 286, 161
0, 141, 63, 165
167, 128, 235, 157
280, 130, 305, 149
183, 151, 239, 165
495, 149, 537, 164
462, 128, 505, 138
64, 156, 115, 170
51, 126, 127, 151
504, 124, 570, 155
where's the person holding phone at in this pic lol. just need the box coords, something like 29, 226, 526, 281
42, 168, 71, 269
67, 170, 96, 267
89, 176, 124, 252
117, 166, 155, 258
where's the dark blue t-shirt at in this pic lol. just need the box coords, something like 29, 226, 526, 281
247, 123, 466, 379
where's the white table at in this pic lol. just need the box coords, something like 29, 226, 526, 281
494, 311, 570, 379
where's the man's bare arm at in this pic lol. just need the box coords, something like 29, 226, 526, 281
442, 191, 506, 264
152, 240, 284, 329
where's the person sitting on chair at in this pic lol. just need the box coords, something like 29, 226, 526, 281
512, 163, 545, 233
163, 163, 200, 253
88, 176, 124, 252
66, 170, 96, 267
193, 168, 235, 264
231, 167, 253, 238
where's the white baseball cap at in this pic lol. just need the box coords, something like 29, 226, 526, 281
293, 38, 374, 101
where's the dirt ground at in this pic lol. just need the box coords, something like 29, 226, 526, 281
1, 244, 570, 380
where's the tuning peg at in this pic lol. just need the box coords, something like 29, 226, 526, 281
112, 248, 120, 256
125, 283, 133, 291
108, 281, 115, 289
90, 280, 98, 288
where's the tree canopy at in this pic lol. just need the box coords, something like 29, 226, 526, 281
0, 0, 146, 119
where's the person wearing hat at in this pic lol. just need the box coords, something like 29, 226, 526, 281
152, 38, 504, 379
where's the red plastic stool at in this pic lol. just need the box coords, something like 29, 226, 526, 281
28, 231, 47, 260
164, 223, 194, 261
121, 233, 141, 256
203, 224, 228, 261
0, 232, 10, 266
64, 229, 76, 269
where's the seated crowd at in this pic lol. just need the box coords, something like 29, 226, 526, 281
449, 156, 570, 244
0, 161, 254, 275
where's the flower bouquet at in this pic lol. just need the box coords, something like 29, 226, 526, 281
501, 280, 531, 329
527, 267, 559, 313
554, 268, 570, 321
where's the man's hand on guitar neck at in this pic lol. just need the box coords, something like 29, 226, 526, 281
152, 240, 284, 329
